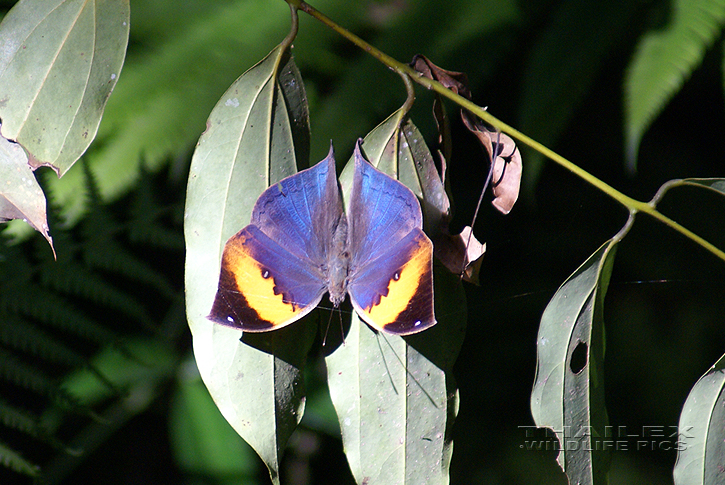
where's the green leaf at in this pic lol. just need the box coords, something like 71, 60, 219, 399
61, 338, 176, 406
0, 135, 52, 249
44, 0, 326, 226
519, 0, 642, 192
531, 239, 617, 484
329, 115, 464, 485
624, 0, 725, 171
673, 353, 725, 485
0, 0, 129, 174
184, 42, 314, 485
678, 178, 725, 196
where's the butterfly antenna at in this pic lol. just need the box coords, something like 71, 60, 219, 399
460, 132, 502, 279
338, 308, 345, 346
322, 308, 334, 347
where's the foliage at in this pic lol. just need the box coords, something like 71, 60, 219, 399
0, 0, 725, 484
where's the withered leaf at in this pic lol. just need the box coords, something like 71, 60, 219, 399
490, 132, 521, 214
434, 226, 486, 285
461, 114, 522, 215
411, 54, 471, 99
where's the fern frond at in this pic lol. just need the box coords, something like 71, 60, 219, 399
1, 284, 117, 344
0, 398, 39, 437
83, 238, 176, 302
0, 349, 65, 404
0, 440, 39, 477
38, 259, 157, 330
128, 173, 185, 251
0, 316, 86, 368
624, 0, 725, 171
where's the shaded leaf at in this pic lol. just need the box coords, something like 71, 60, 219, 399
624, 0, 725, 171
673, 353, 725, 485
531, 239, 617, 484
61, 338, 176, 406
184, 40, 314, 484
0, 0, 129, 174
678, 178, 725, 196
0, 135, 52, 249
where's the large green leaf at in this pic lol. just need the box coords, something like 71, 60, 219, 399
326, 263, 464, 485
624, 0, 725, 171
0, 0, 129, 174
328, 114, 464, 484
184, 41, 314, 484
673, 353, 725, 485
531, 239, 617, 485
43, 0, 349, 226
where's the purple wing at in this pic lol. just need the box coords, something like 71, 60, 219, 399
251, 145, 343, 266
209, 146, 344, 331
346, 143, 435, 335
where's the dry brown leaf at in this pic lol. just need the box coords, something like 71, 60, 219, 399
434, 226, 486, 285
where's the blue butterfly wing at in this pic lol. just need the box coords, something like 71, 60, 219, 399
251, 147, 342, 265
346, 146, 435, 335
208, 225, 326, 331
209, 148, 343, 331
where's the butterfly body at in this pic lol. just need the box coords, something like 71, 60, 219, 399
209, 142, 435, 335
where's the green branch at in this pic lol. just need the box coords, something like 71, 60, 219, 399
284, 0, 725, 264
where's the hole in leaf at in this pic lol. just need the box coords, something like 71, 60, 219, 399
570, 341, 588, 374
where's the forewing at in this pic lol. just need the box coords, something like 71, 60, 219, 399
348, 228, 435, 335
252, 146, 342, 265
208, 225, 326, 331
347, 146, 422, 266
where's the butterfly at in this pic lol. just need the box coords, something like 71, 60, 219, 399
207, 140, 436, 335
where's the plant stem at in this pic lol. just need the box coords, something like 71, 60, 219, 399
284, 0, 725, 264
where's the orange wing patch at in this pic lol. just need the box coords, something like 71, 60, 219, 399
209, 229, 307, 331
357, 233, 434, 333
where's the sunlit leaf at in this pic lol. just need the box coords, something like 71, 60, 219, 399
328, 114, 465, 485
624, 0, 725, 171
184, 40, 314, 485
0, 0, 129, 174
673, 353, 725, 485
531, 239, 617, 484
326, 264, 464, 485
0, 135, 52, 249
